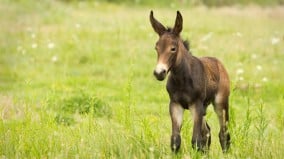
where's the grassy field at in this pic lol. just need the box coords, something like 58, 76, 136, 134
1, 0, 284, 158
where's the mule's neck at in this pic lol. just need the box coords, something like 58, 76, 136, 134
171, 40, 193, 77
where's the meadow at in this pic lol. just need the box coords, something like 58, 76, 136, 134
0, 0, 284, 158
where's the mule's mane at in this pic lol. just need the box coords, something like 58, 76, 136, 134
166, 27, 190, 51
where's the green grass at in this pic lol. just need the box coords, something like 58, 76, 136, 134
1, 0, 284, 158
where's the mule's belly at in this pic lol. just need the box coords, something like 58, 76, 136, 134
170, 90, 216, 109
171, 91, 193, 109
167, 82, 219, 109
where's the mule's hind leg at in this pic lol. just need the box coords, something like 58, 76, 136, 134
200, 116, 211, 152
214, 94, 231, 152
170, 102, 184, 152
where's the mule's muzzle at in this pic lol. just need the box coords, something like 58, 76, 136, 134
153, 69, 167, 81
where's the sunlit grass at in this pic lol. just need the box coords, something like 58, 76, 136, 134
0, 0, 284, 158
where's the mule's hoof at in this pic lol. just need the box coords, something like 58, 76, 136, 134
171, 135, 181, 152
191, 138, 211, 153
219, 132, 231, 153
171, 144, 180, 153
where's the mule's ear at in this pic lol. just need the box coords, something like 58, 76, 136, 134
173, 11, 183, 35
150, 10, 166, 36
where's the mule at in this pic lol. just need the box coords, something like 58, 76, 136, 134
150, 11, 231, 153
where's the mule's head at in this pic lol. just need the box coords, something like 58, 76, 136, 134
150, 11, 184, 81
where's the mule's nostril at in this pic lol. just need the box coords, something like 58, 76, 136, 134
153, 70, 158, 76
153, 68, 167, 81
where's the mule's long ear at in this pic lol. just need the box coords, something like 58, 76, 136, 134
173, 11, 183, 35
150, 10, 166, 36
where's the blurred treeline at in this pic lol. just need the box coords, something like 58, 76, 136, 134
60, 0, 284, 6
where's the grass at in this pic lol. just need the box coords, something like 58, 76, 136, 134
1, 0, 284, 158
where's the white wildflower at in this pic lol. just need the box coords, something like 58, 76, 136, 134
31, 33, 36, 39
271, 37, 280, 45
48, 42, 55, 49
200, 32, 213, 42
149, 146, 154, 152
236, 68, 244, 75
31, 43, 37, 49
239, 76, 244, 81
256, 65, 262, 71
75, 23, 81, 29
51, 55, 58, 63
254, 83, 262, 89
251, 54, 257, 59
235, 32, 243, 37
262, 77, 268, 82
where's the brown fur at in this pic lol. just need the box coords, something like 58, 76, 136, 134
150, 11, 231, 153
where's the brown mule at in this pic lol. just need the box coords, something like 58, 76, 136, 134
150, 10, 231, 153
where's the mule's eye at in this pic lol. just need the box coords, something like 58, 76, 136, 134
170, 47, 176, 52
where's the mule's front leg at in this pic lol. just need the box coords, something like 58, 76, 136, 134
169, 102, 184, 152
190, 101, 210, 152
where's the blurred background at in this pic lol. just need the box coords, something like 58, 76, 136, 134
60, 0, 284, 6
